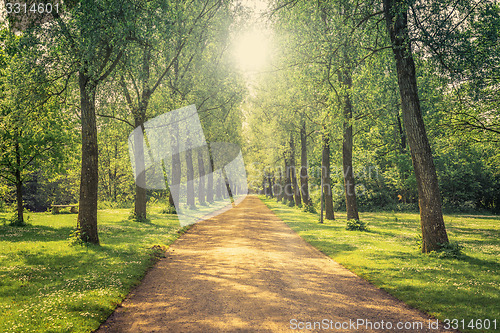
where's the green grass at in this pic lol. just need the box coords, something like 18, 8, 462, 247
0, 206, 183, 333
261, 196, 500, 333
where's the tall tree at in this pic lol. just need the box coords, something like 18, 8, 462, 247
116, 0, 228, 219
383, 0, 449, 252
0, 30, 70, 225
321, 130, 335, 220
299, 117, 311, 206
289, 132, 302, 206
340, 70, 359, 221
40, 0, 140, 244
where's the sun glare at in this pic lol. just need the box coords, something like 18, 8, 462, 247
233, 28, 270, 74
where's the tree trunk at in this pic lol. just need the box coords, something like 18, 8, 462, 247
215, 177, 222, 200
197, 149, 206, 205
133, 117, 147, 221
15, 178, 23, 224
186, 141, 195, 208
300, 119, 311, 206
207, 153, 214, 203
277, 169, 283, 202
284, 153, 294, 204
321, 133, 335, 220
383, 0, 449, 252
395, 107, 406, 152
77, 71, 99, 245
269, 175, 276, 198
132, 47, 152, 220
14, 137, 23, 224
267, 175, 273, 198
341, 71, 360, 221
168, 190, 175, 208
289, 135, 302, 206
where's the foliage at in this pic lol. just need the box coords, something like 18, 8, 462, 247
430, 242, 465, 259
302, 203, 316, 214
346, 219, 368, 231
161, 205, 177, 215
8, 212, 30, 227
68, 228, 86, 247
0, 29, 74, 221
128, 210, 151, 223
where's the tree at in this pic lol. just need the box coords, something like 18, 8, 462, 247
288, 132, 302, 206
410, 1, 500, 140
299, 117, 312, 206
383, 0, 449, 252
0, 30, 69, 225
321, 130, 335, 220
46, 0, 140, 244
114, 0, 228, 220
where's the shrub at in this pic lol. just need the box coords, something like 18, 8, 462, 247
161, 206, 177, 214
430, 242, 464, 259
128, 210, 151, 223
415, 235, 464, 258
302, 203, 317, 214
346, 219, 368, 231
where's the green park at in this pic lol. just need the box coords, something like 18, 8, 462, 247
0, 0, 498, 332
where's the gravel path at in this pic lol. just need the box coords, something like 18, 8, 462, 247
96, 196, 456, 332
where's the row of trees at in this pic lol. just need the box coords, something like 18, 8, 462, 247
244, 0, 500, 252
0, 0, 247, 243
1, 0, 498, 253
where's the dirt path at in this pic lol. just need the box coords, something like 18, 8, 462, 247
96, 196, 455, 332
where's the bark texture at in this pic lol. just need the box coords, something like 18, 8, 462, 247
77, 71, 99, 244
207, 154, 214, 203
197, 149, 206, 205
321, 133, 334, 220
133, 117, 147, 221
341, 72, 359, 221
15, 172, 23, 224
300, 119, 311, 206
289, 134, 302, 206
14, 136, 24, 224
284, 154, 294, 204
186, 141, 195, 208
277, 169, 283, 202
383, 0, 449, 252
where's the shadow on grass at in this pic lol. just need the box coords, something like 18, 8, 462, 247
449, 226, 500, 239
0, 224, 74, 243
458, 253, 500, 270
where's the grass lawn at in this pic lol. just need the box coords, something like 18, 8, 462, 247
0, 206, 183, 333
261, 196, 500, 333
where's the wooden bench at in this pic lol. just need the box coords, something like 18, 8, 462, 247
51, 204, 78, 214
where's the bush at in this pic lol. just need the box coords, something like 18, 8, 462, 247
68, 228, 86, 247
415, 234, 464, 258
430, 242, 464, 259
161, 205, 177, 214
128, 210, 151, 223
302, 203, 317, 214
346, 219, 368, 231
